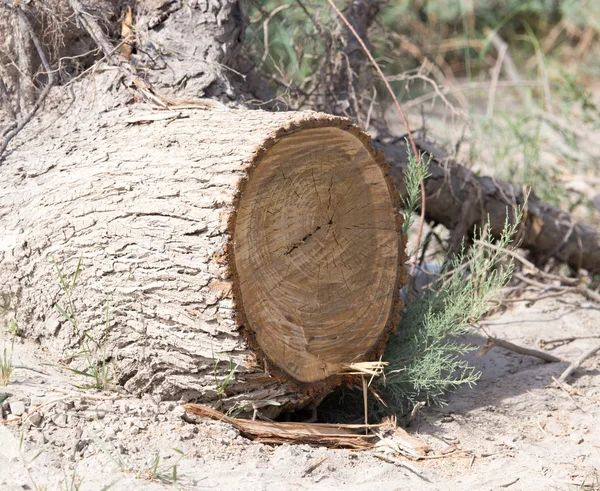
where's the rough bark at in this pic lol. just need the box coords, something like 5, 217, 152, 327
377, 135, 600, 274
335, 0, 382, 117
0, 0, 246, 124
0, 72, 405, 413
135, 0, 246, 100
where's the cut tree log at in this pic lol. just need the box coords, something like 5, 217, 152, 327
0, 76, 406, 414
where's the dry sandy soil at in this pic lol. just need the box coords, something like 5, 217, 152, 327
1, 290, 599, 490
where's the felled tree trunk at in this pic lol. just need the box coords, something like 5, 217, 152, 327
0, 77, 406, 414
378, 135, 600, 274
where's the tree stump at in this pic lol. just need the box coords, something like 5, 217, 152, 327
0, 88, 406, 413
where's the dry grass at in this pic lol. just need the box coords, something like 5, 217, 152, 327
0, 320, 16, 386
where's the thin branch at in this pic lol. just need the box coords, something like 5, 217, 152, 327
557, 343, 600, 384
479, 336, 562, 363
0, 4, 55, 159
0, 75, 16, 120
475, 240, 579, 286
68, 0, 120, 65
16, 5, 53, 80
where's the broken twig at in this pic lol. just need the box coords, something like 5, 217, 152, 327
301, 457, 328, 477
373, 454, 430, 481
479, 337, 562, 363
557, 343, 600, 384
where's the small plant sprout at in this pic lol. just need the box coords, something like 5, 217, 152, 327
53, 255, 83, 336
61, 470, 84, 491
0, 319, 17, 386
401, 142, 432, 236
213, 351, 238, 409
54, 256, 117, 391
139, 449, 185, 485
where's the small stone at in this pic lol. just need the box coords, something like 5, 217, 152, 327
9, 401, 26, 416
74, 400, 88, 411
31, 430, 47, 445
56, 401, 75, 412
133, 420, 147, 430
52, 413, 68, 427
171, 406, 185, 418
28, 412, 43, 427
30, 396, 46, 407
570, 433, 584, 444
75, 439, 89, 453
105, 428, 117, 441
97, 401, 113, 413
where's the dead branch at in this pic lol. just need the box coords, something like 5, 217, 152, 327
485, 28, 529, 104
512, 273, 600, 304
540, 336, 600, 349
377, 135, 600, 274
68, 0, 120, 66
576, 284, 600, 303
557, 343, 600, 384
0, 4, 55, 159
474, 240, 579, 286
479, 337, 562, 363
373, 454, 430, 481
335, 0, 380, 114
0, 76, 16, 121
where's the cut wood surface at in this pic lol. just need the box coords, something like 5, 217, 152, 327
0, 77, 406, 413
234, 126, 403, 384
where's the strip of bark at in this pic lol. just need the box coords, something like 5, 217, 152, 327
184, 403, 379, 448
376, 134, 600, 274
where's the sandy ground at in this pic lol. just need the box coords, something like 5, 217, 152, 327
1, 291, 599, 491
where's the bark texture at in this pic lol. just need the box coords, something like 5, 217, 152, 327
0, 73, 405, 413
135, 0, 246, 100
